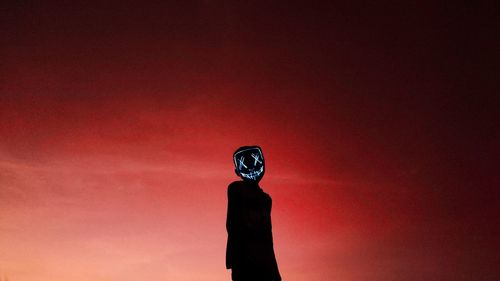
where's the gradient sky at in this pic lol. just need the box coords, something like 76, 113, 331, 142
0, 2, 497, 281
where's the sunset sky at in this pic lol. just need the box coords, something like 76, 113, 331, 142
0, 2, 497, 281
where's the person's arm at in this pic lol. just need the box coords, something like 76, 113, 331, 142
226, 184, 238, 269
269, 197, 282, 281
270, 246, 281, 281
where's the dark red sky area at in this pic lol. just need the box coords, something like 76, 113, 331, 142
0, 2, 497, 281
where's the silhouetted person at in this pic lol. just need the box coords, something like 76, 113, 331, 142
226, 146, 281, 281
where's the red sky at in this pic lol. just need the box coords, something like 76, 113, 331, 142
0, 2, 497, 281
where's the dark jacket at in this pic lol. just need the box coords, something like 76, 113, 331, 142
226, 180, 281, 280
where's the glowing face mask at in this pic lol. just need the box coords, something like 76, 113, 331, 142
233, 146, 265, 181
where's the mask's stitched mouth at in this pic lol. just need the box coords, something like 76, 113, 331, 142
240, 166, 264, 180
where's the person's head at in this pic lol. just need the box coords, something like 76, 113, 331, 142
233, 145, 265, 182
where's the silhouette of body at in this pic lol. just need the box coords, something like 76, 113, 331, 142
226, 146, 281, 281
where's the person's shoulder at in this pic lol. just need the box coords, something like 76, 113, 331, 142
228, 180, 244, 189
262, 190, 272, 200
258, 185, 272, 198
228, 181, 244, 196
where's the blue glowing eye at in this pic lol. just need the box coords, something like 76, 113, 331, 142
238, 156, 248, 170
251, 153, 262, 165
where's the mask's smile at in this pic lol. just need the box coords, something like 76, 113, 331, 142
239, 166, 264, 180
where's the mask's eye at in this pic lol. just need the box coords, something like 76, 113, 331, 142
251, 153, 262, 166
238, 156, 248, 170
